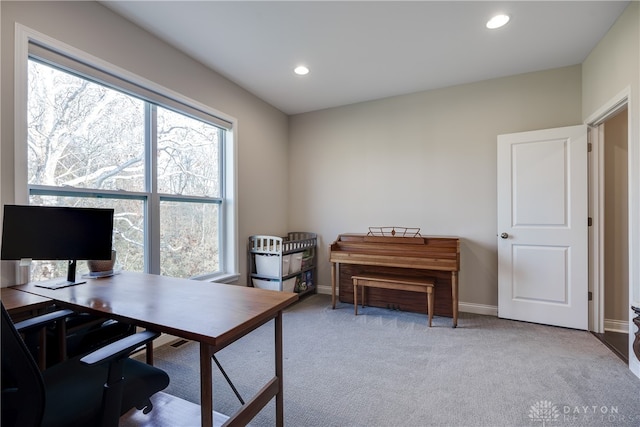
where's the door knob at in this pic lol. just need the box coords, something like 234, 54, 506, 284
500, 232, 509, 239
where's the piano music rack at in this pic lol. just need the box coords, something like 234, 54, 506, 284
367, 226, 421, 237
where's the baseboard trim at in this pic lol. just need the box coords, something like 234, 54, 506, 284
604, 318, 629, 333
316, 285, 498, 316
134, 328, 179, 350
317, 284, 332, 295
155, 333, 181, 348
459, 302, 498, 316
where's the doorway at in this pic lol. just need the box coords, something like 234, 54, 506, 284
590, 106, 629, 362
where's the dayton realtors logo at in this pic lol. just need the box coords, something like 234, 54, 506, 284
529, 401, 638, 425
528, 400, 561, 426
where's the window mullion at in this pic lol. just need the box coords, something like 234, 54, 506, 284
218, 129, 226, 273
146, 103, 161, 274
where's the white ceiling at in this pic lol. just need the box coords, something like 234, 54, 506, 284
101, 1, 629, 115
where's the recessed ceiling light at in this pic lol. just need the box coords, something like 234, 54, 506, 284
294, 65, 310, 76
486, 14, 510, 30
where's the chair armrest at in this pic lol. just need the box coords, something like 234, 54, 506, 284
80, 330, 160, 366
14, 309, 75, 332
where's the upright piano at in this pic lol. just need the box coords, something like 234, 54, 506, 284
329, 233, 461, 327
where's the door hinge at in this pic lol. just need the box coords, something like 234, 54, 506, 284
588, 291, 593, 301
588, 217, 592, 227
587, 142, 592, 152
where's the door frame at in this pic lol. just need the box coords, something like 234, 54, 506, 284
585, 87, 630, 334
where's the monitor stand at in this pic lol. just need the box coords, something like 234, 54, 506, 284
34, 259, 86, 290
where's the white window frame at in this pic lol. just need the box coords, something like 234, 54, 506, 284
14, 24, 239, 283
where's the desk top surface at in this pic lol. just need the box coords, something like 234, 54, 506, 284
13, 271, 298, 348
1, 287, 51, 313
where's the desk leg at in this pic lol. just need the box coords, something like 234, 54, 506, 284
200, 343, 213, 427
56, 316, 67, 362
451, 271, 458, 328
146, 342, 154, 365
275, 311, 284, 427
331, 262, 336, 309
38, 329, 47, 369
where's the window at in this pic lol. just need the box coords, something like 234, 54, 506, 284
21, 37, 237, 281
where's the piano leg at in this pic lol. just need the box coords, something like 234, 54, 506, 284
331, 262, 337, 309
452, 271, 458, 328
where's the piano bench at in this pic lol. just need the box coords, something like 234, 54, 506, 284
351, 275, 435, 326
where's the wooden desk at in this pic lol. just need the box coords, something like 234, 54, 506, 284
13, 272, 298, 427
1, 287, 56, 368
1, 287, 52, 319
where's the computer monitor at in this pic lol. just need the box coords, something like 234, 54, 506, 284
1, 204, 114, 289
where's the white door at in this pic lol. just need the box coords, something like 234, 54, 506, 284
497, 125, 588, 330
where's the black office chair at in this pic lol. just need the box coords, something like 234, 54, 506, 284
1, 303, 170, 427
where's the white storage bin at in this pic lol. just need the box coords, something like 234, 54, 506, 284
283, 277, 297, 293
252, 277, 297, 293
282, 254, 291, 274
252, 278, 278, 290
255, 254, 290, 276
289, 253, 303, 273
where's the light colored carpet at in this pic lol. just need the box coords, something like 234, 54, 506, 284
142, 294, 640, 426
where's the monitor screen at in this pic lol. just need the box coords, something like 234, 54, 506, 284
1, 204, 114, 262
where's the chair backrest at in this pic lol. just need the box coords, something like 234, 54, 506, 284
1, 302, 45, 427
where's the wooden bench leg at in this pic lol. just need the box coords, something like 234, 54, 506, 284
353, 282, 358, 315
427, 288, 434, 327
352, 276, 435, 326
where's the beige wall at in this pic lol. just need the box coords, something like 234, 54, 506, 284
0, 1, 290, 282
582, 2, 639, 120
289, 66, 582, 308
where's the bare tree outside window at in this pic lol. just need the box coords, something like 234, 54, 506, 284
157, 107, 220, 197
156, 107, 221, 277
27, 59, 222, 280
28, 61, 145, 191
